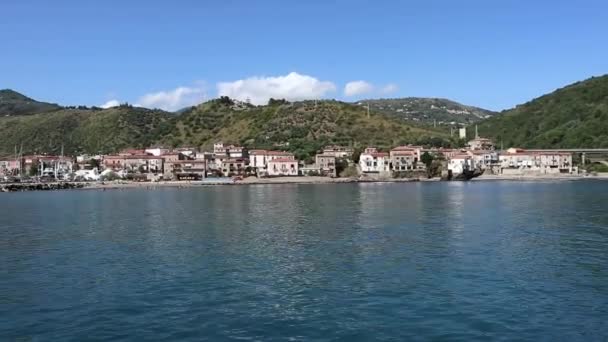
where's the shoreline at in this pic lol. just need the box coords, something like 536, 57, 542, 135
2, 174, 608, 192
473, 173, 608, 181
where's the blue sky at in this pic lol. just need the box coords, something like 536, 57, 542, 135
1, 0, 607, 111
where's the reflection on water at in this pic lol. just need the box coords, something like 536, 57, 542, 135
1, 181, 608, 341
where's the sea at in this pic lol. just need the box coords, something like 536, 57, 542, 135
1, 181, 607, 341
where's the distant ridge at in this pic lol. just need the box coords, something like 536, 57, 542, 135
477, 74, 608, 148
361, 97, 496, 125
0, 89, 62, 116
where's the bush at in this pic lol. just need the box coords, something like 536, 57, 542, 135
339, 165, 359, 178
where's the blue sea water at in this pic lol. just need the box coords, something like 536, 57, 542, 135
1, 181, 607, 341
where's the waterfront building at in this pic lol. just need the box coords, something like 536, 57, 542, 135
447, 153, 474, 175
0, 159, 21, 176
218, 158, 249, 177
163, 160, 207, 180
498, 148, 573, 174
359, 148, 390, 175
389, 146, 423, 172
102, 154, 164, 174
249, 150, 295, 176
467, 150, 499, 170
267, 158, 299, 176
315, 154, 337, 177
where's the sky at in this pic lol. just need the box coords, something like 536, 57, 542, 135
1, 0, 607, 111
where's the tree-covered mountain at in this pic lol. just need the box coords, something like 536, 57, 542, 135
0, 94, 454, 159
477, 75, 608, 148
156, 97, 453, 161
0, 105, 171, 156
0, 89, 62, 116
361, 98, 496, 125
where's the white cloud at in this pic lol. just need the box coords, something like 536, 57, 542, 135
137, 85, 207, 111
100, 99, 120, 108
217, 72, 336, 105
380, 83, 399, 95
344, 80, 374, 97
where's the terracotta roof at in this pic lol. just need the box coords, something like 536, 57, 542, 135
451, 154, 471, 159
249, 149, 292, 156
391, 151, 415, 156
168, 160, 206, 164
370, 152, 389, 158
269, 158, 297, 163
104, 155, 163, 160
392, 145, 422, 151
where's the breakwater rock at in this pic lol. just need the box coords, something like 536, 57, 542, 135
1, 182, 86, 192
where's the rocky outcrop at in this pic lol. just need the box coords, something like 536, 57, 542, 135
1, 182, 86, 192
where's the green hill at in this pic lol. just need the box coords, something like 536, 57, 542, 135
156, 97, 453, 160
0, 89, 62, 116
0, 94, 456, 159
477, 75, 608, 148
363, 98, 496, 125
0, 105, 170, 156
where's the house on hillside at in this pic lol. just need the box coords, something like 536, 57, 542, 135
321, 145, 354, 159
467, 137, 495, 151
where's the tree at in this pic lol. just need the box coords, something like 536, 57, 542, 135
352, 147, 363, 164
335, 157, 349, 176
29, 163, 39, 177
421, 152, 434, 168
89, 158, 101, 170
268, 98, 288, 106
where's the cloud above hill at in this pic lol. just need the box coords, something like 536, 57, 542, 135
100, 99, 120, 108
136, 84, 207, 111
344, 80, 374, 96
344, 81, 399, 97
217, 72, 336, 105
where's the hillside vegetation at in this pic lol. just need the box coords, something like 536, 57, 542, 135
0, 89, 62, 116
0, 106, 170, 156
156, 98, 453, 160
0, 94, 454, 159
364, 98, 495, 125
477, 75, 608, 148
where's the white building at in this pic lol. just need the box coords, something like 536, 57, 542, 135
267, 158, 299, 176
249, 150, 295, 176
74, 168, 100, 181
467, 150, 499, 170
145, 147, 171, 157
359, 148, 390, 174
499, 148, 573, 174
448, 154, 473, 175
389, 146, 424, 171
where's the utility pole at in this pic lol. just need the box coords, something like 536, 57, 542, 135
367, 103, 370, 119
434, 119, 436, 128
475, 125, 479, 139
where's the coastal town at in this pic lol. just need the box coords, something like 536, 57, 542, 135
1, 131, 596, 190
